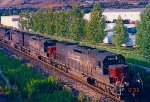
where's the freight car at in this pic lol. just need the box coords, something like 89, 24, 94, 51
0, 27, 143, 101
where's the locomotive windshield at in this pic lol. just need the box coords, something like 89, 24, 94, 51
106, 56, 125, 65
44, 40, 56, 52
103, 55, 125, 69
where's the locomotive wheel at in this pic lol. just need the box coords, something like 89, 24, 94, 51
87, 77, 95, 85
38, 56, 42, 60
64, 66, 68, 73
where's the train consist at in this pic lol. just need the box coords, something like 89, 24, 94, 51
0, 27, 143, 101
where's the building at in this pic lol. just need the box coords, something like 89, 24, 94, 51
84, 8, 145, 22
103, 31, 136, 47
103, 8, 144, 22
105, 23, 136, 31
103, 31, 113, 44
84, 8, 141, 47
1, 15, 20, 29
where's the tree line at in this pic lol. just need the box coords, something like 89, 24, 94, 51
19, 4, 128, 45
19, 4, 106, 44
19, 3, 150, 60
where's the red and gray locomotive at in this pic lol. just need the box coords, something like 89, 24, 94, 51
0, 27, 143, 101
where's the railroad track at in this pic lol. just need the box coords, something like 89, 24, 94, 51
0, 41, 123, 102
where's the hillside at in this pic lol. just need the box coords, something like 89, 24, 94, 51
0, 0, 149, 8
0, 0, 82, 8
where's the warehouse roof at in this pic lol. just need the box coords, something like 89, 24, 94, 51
104, 8, 145, 12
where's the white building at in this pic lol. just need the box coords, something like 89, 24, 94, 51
122, 34, 135, 47
1, 15, 20, 29
105, 23, 136, 31
103, 31, 136, 47
103, 8, 144, 22
84, 8, 145, 22
103, 31, 113, 44
103, 29, 136, 47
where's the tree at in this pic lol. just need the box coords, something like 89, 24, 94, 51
86, 3, 106, 44
112, 16, 129, 47
53, 11, 60, 37
30, 12, 38, 33
59, 10, 68, 37
19, 12, 30, 30
44, 9, 55, 36
36, 10, 45, 34
69, 6, 86, 41
136, 4, 150, 59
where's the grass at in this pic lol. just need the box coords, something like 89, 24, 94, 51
0, 50, 79, 102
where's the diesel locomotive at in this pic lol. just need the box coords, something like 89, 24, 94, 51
0, 27, 143, 101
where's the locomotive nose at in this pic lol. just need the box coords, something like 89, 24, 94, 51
123, 80, 143, 101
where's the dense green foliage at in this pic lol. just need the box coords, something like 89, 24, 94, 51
86, 4, 106, 43
44, 9, 55, 36
136, 4, 150, 60
69, 6, 86, 41
0, 50, 78, 102
112, 16, 129, 47
19, 4, 105, 43
19, 12, 30, 30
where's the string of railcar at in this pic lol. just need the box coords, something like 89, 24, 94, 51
0, 27, 143, 102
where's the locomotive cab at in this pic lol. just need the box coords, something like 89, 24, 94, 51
97, 51, 126, 75
43, 39, 57, 59
109, 64, 129, 84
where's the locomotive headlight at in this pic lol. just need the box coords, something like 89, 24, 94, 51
115, 56, 118, 60
121, 87, 125, 91
137, 79, 141, 84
